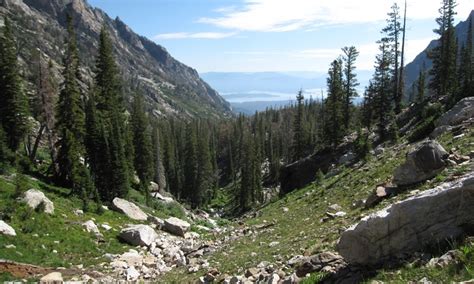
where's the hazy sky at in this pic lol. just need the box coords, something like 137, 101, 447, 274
88, 0, 473, 73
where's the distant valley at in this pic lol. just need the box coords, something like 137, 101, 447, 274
201, 71, 371, 114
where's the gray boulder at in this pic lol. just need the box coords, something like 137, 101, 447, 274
295, 252, 346, 277
393, 140, 448, 186
22, 189, 54, 214
0, 220, 16, 236
119, 224, 158, 247
164, 217, 190, 237
111, 198, 148, 221
337, 173, 474, 266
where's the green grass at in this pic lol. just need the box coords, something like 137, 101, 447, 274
369, 241, 474, 283
0, 177, 134, 271
0, 128, 471, 283
161, 130, 474, 283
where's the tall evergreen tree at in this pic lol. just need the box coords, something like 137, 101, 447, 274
429, 0, 458, 103
416, 66, 427, 103
55, 15, 90, 197
239, 130, 254, 211
291, 89, 305, 161
382, 3, 402, 113
195, 125, 213, 208
151, 125, 167, 192
398, 0, 408, 109
130, 93, 153, 202
88, 27, 130, 201
341, 46, 359, 130
323, 59, 345, 149
373, 41, 396, 141
457, 17, 473, 101
0, 17, 29, 152
184, 123, 198, 202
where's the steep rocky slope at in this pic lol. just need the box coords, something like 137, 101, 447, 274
0, 0, 231, 118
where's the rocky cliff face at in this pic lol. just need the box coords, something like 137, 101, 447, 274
0, 0, 231, 118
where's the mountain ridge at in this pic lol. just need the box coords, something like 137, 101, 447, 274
0, 0, 231, 118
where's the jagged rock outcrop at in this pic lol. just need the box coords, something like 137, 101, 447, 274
119, 224, 158, 247
22, 189, 55, 214
0, 220, 16, 236
337, 173, 474, 266
111, 198, 148, 221
0, 0, 231, 118
393, 140, 448, 186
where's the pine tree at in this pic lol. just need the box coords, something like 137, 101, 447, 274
239, 130, 254, 211
184, 123, 198, 202
429, 0, 458, 102
292, 89, 305, 161
416, 66, 427, 103
323, 59, 345, 149
89, 26, 130, 201
361, 82, 376, 131
0, 17, 29, 152
0, 124, 14, 172
55, 15, 89, 195
151, 125, 167, 192
341, 46, 359, 129
382, 3, 402, 113
195, 125, 213, 208
373, 40, 396, 141
457, 17, 473, 101
130, 93, 153, 203
398, 0, 408, 109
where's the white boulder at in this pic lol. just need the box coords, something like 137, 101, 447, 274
22, 189, 54, 214
119, 224, 158, 247
111, 198, 148, 221
0, 220, 16, 236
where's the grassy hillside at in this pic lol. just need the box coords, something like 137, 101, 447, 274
0, 174, 189, 281
161, 130, 473, 283
0, 129, 472, 283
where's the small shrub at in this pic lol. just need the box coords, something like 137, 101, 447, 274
354, 132, 371, 160
13, 172, 29, 199
314, 169, 325, 185
407, 116, 435, 143
299, 271, 328, 284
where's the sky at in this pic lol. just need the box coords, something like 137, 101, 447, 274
87, 0, 473, 74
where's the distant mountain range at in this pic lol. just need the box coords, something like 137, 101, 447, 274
0, 0, 231, 118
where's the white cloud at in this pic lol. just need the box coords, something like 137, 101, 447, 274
198, 0, 473, 32
153, 32, 236, 40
